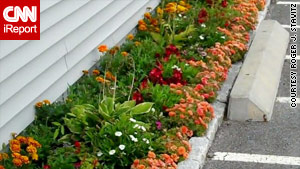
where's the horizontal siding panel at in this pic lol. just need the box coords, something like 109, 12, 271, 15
0, 0, 113, 83
40, 0, 62, 13
0, 0, 128, 106
0, 0, 160, 145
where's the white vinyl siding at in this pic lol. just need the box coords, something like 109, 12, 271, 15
0, 0, 160, 145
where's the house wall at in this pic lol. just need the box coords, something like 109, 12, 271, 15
0, 0, 160, 145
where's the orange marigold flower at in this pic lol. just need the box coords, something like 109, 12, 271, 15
31, 153, 38, 161
27, 137, 41, 148
138, 19, 146, 25
98, 45, 108, 53
26, 145, 37, 154
165, 2, 177, 13
93, 69, 100, 75
168, 111, 176, 117
127, 34, 134, 40
150, 19, 158, 26
43, 99, 51, 105
10, 144, 21, 153
144, 12, 151, 20
16, 136, 27, 144
12, 153, 21, 159
0, 165, 5, 169
148, 151, 156, 159
35, 101, 43, 108
0, 154, 2, 161
181, 126, 188, 134
138, 24, 147, 31
105, 71, 116, 81
21, 156, 29, 164
137, 164, 145, 169
177, 146, 186, 156
177, 5, 188, 12
134, 41, 141, 46
96, 77, 110, 84
121, 51, 128, 57
82, 70, 89, 75
13, 158, 23, 167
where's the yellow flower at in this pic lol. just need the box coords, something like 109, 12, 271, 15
144, 12, 152, 20
127, 34, 134, 40
43, 99, 51, 105
121, 52, 128, 57
138, 24, 147, 31
92, 69, 100, 76
13, 158, 23, 167
157, 7, 163, 16
177, 5, 188, 12
155, 27, 160, 33
82, 70, 89, 75
26, 145, 37, 154
0, 164, 5, 169
31, 153, 38, 161
21, 156, 30, 164
165, 2, 177, 13
1, 153, 8, 160
98, 45, 108, 53
35, 101, 43, 108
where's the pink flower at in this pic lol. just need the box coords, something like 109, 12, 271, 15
156, 121, 162, 130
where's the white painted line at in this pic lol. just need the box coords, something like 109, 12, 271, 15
277, 1, 300, 5
281, 25, 300, 29
276, 97, 300, 104
212, 152, 300, 166
286, 55, 300, 60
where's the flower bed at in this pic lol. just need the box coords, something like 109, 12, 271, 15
0, 0, 265, 168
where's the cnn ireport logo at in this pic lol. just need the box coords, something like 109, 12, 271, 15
0, 0, 40, 40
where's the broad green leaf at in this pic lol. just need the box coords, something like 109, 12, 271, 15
130, 102, 153, 115
53, 129, 59, 139
120, 100, 136, 109
150, 32, 163, 43
61, 126, 65, 135
52, 122, 61, 126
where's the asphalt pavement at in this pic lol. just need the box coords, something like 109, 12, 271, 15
203, 1, 300, 169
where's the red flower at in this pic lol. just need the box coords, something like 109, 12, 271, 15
198, 9, 208, 24
195, 84, 204, 91
206, 0, 213, 6
44, 165, 51, 169
201, 77, 208, 86
221, 0, 228, 7
197, 107, 205, 118
224, 21, 230, 27
140, 79, 148, 89
133, 91, 144, 104
74, 161, 81, 168
74, 141, 81, 148
164, 45, 179, 61
202, 93, 210, 99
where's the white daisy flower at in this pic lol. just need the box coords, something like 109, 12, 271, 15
109, 150, 116, 155
115, 131, 122, 137
199, 35, 205, 40
97, 151, 103, 157
221, 36, 226, 39
119, 145, 125, 150
201, 23, 206, 28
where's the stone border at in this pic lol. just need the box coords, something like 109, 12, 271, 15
178, 1, 271, 168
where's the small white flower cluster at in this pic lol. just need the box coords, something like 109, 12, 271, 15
134, 124, 146, 132
142, 138, 150, 144
130, 118, 137, 123
129, 135, 138, 142
201, 23, 206, 28
221, 36, 226, 39
171, 65, 181, 71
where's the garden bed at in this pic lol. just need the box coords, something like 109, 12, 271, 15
0, 0, 266, 168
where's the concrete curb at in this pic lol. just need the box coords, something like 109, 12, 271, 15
178, 1, 271, 168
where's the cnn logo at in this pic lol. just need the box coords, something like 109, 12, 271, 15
3, 6, 37, 22
0, 0, 40, 40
